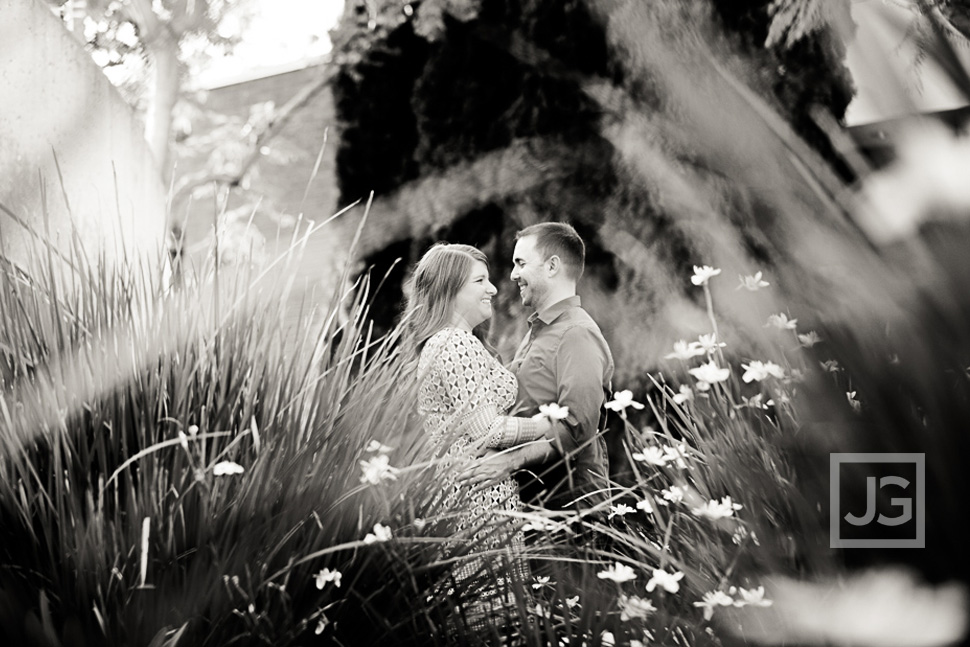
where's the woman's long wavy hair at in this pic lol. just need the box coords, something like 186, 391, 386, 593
401, 243, 493, 355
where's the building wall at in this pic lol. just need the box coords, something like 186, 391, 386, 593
0, 0, 167, 271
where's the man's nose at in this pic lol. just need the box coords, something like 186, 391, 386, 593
510, 266, 519, 281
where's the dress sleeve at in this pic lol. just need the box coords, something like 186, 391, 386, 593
431, 330, 546, 449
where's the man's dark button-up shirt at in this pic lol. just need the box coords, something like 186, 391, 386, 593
508, 295, 614, 510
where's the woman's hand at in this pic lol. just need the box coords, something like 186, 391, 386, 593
460, 449, 515, 488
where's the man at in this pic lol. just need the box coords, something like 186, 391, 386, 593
468, 222, 614, 514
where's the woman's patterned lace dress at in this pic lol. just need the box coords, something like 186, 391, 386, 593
417, 327, 543, 627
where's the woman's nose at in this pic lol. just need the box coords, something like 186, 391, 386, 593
487, 282, 497, 295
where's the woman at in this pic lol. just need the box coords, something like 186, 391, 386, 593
402, 243, 551, 631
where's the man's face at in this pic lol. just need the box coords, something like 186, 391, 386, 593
510, 235, 549, 310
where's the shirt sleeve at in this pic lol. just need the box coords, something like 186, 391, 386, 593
433, 331, 546, 449
552, 325, 612, 455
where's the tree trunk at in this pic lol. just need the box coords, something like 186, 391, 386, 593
145, 31, 180, 183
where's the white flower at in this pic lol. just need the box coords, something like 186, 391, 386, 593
359, 454, 400, 485
737, 271, 770, 291
315, 568, 342, 589
741, 393, 772, 410
178, 431, 189, 452
632, 446, 668, 466
636, 499, 654, 514
619, 594, 656, 621
212, 461, 244, 476
691, 496, 743, 520
601, 631, 615, 646
766, 313, 798, 330
565, 595, 580, 608
798, 331, 822, 348
534, 602, 552, 619
672, 384, 693, 405
741, 360, 786, 383
662, 443, 690, 469
820, 359, 840, 373
693, 590, 735, 620
664, 340, 706, 360
605, 390, 645, 412
538, 403, 570, 421
597, 561, 637, 583
365, 439, 393, 453
522, 517, 562, 533
314, 614, 330, 635
609, 503, 636, 519
691, 265, 722, 286
847, 391, 862, 413
532, 575, 551, 590
733, 585, 772, 608
363, 523, 392, 544
696, 333, 726, 355
689, 361, 730, 388
661, 486, 684, 504
646, 568, 684, 594
187, 424, 199, 436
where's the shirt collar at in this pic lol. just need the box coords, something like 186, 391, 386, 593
529, 295, 581, 326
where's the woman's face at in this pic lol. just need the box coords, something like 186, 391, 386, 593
452, 260, 497, 331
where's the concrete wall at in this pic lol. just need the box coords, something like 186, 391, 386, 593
0, 0, 167, 270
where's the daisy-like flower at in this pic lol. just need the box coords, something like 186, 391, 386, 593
733, 585, 772, 608
691, 265, 722, 286
565, 595, 580, 609
314, 614, 330, 635
661, 486, 685, 504
737, 271, 770, 291
766, 313, 798, 330
315, 568, 342, 589
695, 333, 726, 355
664, 340, 706, 361
688, 361, 730, 387
532, 575, 551, 590
597, 561, 637, 583
538, 403, 570, 421
693, 590, 735, 621
619, 594, 656, 621
820, 359, 840, 373
213, 461, 244, 476
662, 443, 689, 469
609, 503, 636, 519
636, 499, 654, 514
646, 568, 684, 594
605, 390, 645, 413
632, 446, 668, 466
798, 331, 822, 348
672, 384, 693, 405
359, 454, 400, 485
691, 496, 743, 520
365, 439, 393, 453
741, 360, 785, 383
363, 523, 393, 544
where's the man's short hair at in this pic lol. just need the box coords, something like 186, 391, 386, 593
516, 222, 585, 280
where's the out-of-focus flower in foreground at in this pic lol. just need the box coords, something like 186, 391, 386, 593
692, 496, 743, 520
365, 439, 393, 453
538, 403, 570, 421
632, 446, 668, 466
315, 568, 342, 589
606, 390, 645, 412
689, 361, 730, 389
741, 360, 785, 383
694, 590, 735, 620
665, 340, 706, 360
646, 568, 684, 594
213, 461, 244, 476
619, 594, 656, 621
360, 454, 400, 485
597, 561, 637, 583
363, 523, 393, 544
766, 313, 798, 330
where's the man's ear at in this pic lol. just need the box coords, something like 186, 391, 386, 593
546, 255, 561, 277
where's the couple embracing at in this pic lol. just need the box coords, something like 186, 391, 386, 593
402, 222, 614, 629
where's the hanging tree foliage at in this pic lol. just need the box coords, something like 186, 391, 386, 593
329, 0, 861, 380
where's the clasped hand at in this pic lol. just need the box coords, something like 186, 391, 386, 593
458, 448, 515, 489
